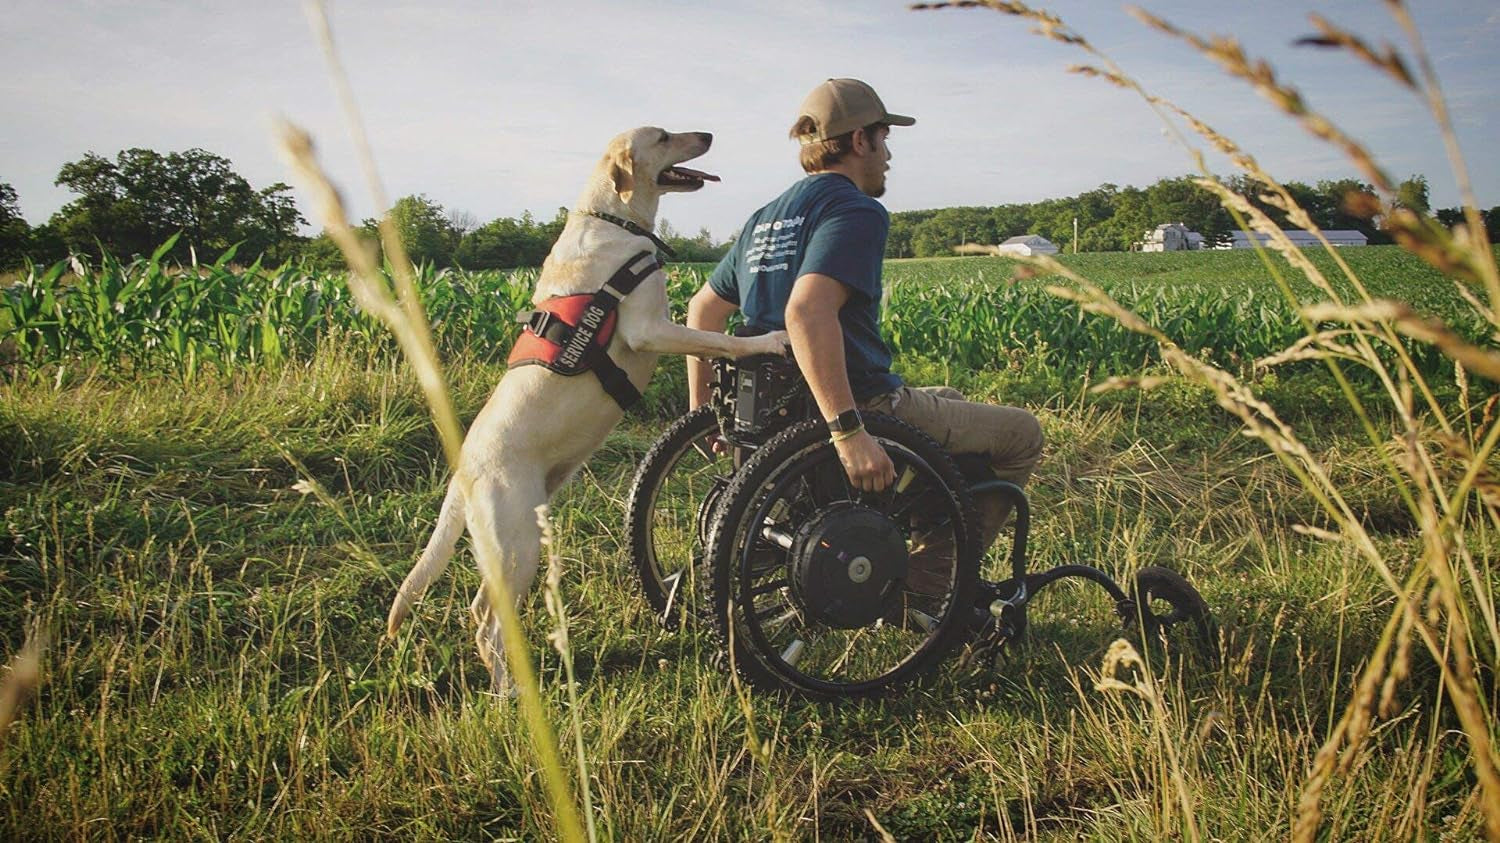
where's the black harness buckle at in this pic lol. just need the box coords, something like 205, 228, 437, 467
519, 307, 550, 334
517, 308, 569, 346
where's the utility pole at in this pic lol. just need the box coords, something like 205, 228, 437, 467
1073, 217, 1079, 254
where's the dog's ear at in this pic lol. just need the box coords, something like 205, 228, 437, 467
606, 138, 635, 203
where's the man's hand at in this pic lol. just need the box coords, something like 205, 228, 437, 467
833, 429, 896, 492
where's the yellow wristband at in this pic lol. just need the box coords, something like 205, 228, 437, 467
830, 425, 864, 444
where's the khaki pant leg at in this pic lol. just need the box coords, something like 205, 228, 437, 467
863, 385, 1044, 554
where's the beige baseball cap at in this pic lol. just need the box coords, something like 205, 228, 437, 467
795, 78, 915, 143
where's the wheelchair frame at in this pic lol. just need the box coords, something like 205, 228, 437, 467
625, 353, 1215, 699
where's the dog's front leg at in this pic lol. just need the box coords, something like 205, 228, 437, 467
621, 319, 789, 360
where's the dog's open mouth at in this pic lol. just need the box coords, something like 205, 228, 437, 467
658, 165, 720, 189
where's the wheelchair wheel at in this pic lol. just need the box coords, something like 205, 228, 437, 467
1128, 566, 1218, 665
624, 405, 728, 628
706, 413, 980, 698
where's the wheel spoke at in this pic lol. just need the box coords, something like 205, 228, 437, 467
759, 606, 801, 635
884, 473, 948, 525
749, 578, 788, 597
661, 570, 683, 616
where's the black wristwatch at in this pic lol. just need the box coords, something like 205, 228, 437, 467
826, 408, 862, 433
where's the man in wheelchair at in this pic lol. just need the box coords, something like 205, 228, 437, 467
629, 79, 1210, 697
686, 78, 1044, 595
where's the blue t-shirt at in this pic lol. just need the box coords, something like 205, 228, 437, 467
709, 173, 902, 401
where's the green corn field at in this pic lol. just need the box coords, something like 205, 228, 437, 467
2, 243, 1487, 387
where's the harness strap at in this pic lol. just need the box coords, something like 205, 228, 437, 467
549, 250, 657, 372
588, 352, 644, 409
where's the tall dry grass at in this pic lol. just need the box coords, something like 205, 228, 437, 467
916, 0, 1500, 838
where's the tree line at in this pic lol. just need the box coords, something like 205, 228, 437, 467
0, 147, 729, 272
1, 149, 306, 269
4, 146, 1497, 272
299, 194, 730, 271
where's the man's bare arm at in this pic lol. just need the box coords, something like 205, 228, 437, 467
786, 273, 896, 492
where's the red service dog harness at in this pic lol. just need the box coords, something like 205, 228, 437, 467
506, 249, 660, 410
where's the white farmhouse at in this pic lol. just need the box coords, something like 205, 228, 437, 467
1139, 222, 1205, 252
994, 234, 1059, 256
1225, 229, 1368, 248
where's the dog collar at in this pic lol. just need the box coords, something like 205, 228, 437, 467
576, 209, 677, 261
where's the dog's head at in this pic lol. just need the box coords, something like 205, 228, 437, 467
598, 127, 719, 208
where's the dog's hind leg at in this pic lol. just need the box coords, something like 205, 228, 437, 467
465, 474, 547, 696
470, 588, 514, 697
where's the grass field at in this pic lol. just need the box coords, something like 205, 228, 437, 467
0, 248, 1494, 838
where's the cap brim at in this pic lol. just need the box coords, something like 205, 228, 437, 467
884, 113, 916, 127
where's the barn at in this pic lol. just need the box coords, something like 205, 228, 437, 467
1225, 229, 1368, 248
994, 234, 1060, 256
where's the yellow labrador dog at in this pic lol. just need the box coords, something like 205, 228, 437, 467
385, 127, 787, 694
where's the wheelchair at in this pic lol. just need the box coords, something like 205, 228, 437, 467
624, 351, 1215, 699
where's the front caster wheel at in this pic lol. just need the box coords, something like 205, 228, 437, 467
1125, 566, 1218, 665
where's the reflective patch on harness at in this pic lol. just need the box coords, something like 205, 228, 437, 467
507, 294, 618, 372
503, 248, 657, 411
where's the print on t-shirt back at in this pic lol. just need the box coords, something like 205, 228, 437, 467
745, 214, 806, 275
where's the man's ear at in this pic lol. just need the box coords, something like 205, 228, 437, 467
607, 140, 635, 203
850, 127, 871, 156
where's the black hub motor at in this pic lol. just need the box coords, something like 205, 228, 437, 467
788, 503, 909, 629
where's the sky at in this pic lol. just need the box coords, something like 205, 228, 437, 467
2, 0, 1497, 241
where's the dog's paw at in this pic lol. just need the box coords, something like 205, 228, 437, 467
486, 673, 518, 700
760, 330, 791, 356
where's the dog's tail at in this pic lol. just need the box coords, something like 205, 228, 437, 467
386, 480, 466, 637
